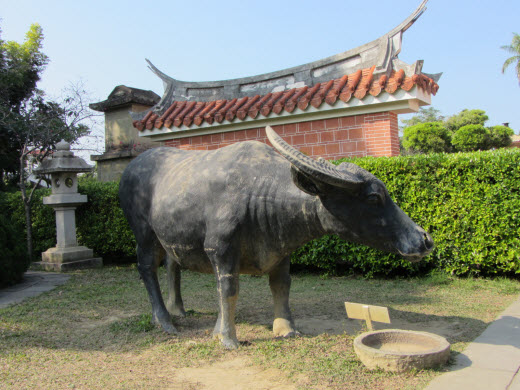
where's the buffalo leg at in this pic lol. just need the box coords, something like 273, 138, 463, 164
165, 255, 186, 317
210, 261, 240, 349
269, 256, 298, 337
137, 244, 177, 334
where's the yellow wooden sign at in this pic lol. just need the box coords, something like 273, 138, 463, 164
345, 302, 391, 331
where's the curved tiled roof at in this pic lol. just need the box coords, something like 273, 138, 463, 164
143, 1, 432, 107
133, 67, 438, 131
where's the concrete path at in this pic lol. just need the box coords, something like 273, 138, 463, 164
0, 271, 70, 309
425, 297, 520, 390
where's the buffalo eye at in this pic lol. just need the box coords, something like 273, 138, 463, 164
366, 193, 383, 205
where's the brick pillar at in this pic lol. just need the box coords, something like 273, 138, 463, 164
363, 112, 400, 157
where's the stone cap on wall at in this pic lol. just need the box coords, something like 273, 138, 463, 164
90, 85, 160, 112
90, 149, 142, 162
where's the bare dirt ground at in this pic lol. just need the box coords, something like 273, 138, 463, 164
129, 315, 462, 390
66, 312, 462, 390
173, 357, 299, 390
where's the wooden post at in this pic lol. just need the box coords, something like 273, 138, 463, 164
362, 305, 373, 331
345, 302, 391, 331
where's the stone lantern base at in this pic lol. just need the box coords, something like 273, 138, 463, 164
33, 246, 103, 271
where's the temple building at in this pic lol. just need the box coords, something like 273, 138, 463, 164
91, 0, 440, 181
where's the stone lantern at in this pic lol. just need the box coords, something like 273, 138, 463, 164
33, 140, 102, 271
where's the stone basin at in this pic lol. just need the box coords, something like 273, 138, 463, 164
353, 329, 450, 372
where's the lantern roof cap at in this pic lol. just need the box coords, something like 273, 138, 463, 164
34, 140, 94, 174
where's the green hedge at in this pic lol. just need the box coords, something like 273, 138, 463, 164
5, 179, 136, 264
292, 148, 520, 277
0, 192, 30, 287
4, 148, 520, 277
75, 180, 136, 260
5, 189, 56, 258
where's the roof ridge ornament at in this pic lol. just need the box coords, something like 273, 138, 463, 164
144, 1, 429, 109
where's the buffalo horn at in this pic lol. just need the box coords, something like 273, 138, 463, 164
265, 126, 363, 190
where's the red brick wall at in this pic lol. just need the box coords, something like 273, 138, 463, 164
164, 111, 400, 159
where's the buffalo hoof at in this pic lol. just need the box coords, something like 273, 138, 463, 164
213, 332, 239, 349
273, 318, 299, 338
220, 336, 240, 350
277, 331, 301, 338
153, 314, 178, 334
161, 322, 179, 335
167, 305, 186, 318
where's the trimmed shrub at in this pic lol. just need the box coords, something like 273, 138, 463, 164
5, 189, 55, 256
5, 148, 520, 277
488, 125, 514, 148
76, 179, 136, 260
0, 192, 30, 287
445, 109, 488, 132
4, 179, 136, 263
451, 124, 490, 151
292, 148, 520, 277
402, 122, 451, 154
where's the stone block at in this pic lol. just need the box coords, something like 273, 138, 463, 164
34, 246, 103, 271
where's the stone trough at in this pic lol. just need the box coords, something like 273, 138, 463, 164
354, 329, 450, 372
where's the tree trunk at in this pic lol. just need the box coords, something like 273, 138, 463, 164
19, 152, 33, 262
24, 198, 33, 262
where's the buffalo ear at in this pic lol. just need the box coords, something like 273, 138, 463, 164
290, 166, 324, 196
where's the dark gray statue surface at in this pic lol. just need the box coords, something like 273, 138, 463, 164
119, 126, 433, 349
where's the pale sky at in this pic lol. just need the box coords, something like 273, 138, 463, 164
1, 0, 519, 139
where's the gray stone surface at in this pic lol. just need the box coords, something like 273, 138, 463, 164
33, 257, 103, 271
118, 126, 434, 349
0, 271, 70, 309
42, 246, 94, 262
34, 140, 93, 175
34, 141, 102, 271
425, 298, 520, 390
89, 85, 160, 112
90, 88, 162, 182
36, 246, 102, 271
354, 329, 450, 372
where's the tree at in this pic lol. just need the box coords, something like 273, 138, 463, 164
488, 125, 514, 148
451, 124, 490, 152
445, 109, 488, 133
0, 24, 92, 260
4, 92, 90, 259
401, 107, 513, 154
402, 122, 451, 154
0, 24, 48, 110
400, 107, 444, 129
501, 32, 520, 85
0, 24, 48, 185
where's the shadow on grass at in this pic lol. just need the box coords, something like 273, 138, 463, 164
0, 305, 490, 354
0, 268, 516, 356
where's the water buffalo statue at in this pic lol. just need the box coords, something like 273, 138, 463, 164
119, 126, 433, 349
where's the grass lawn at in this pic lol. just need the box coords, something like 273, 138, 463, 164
1, 265, 519, 389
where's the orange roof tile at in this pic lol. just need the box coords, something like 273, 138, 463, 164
133, 67, 439, 131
